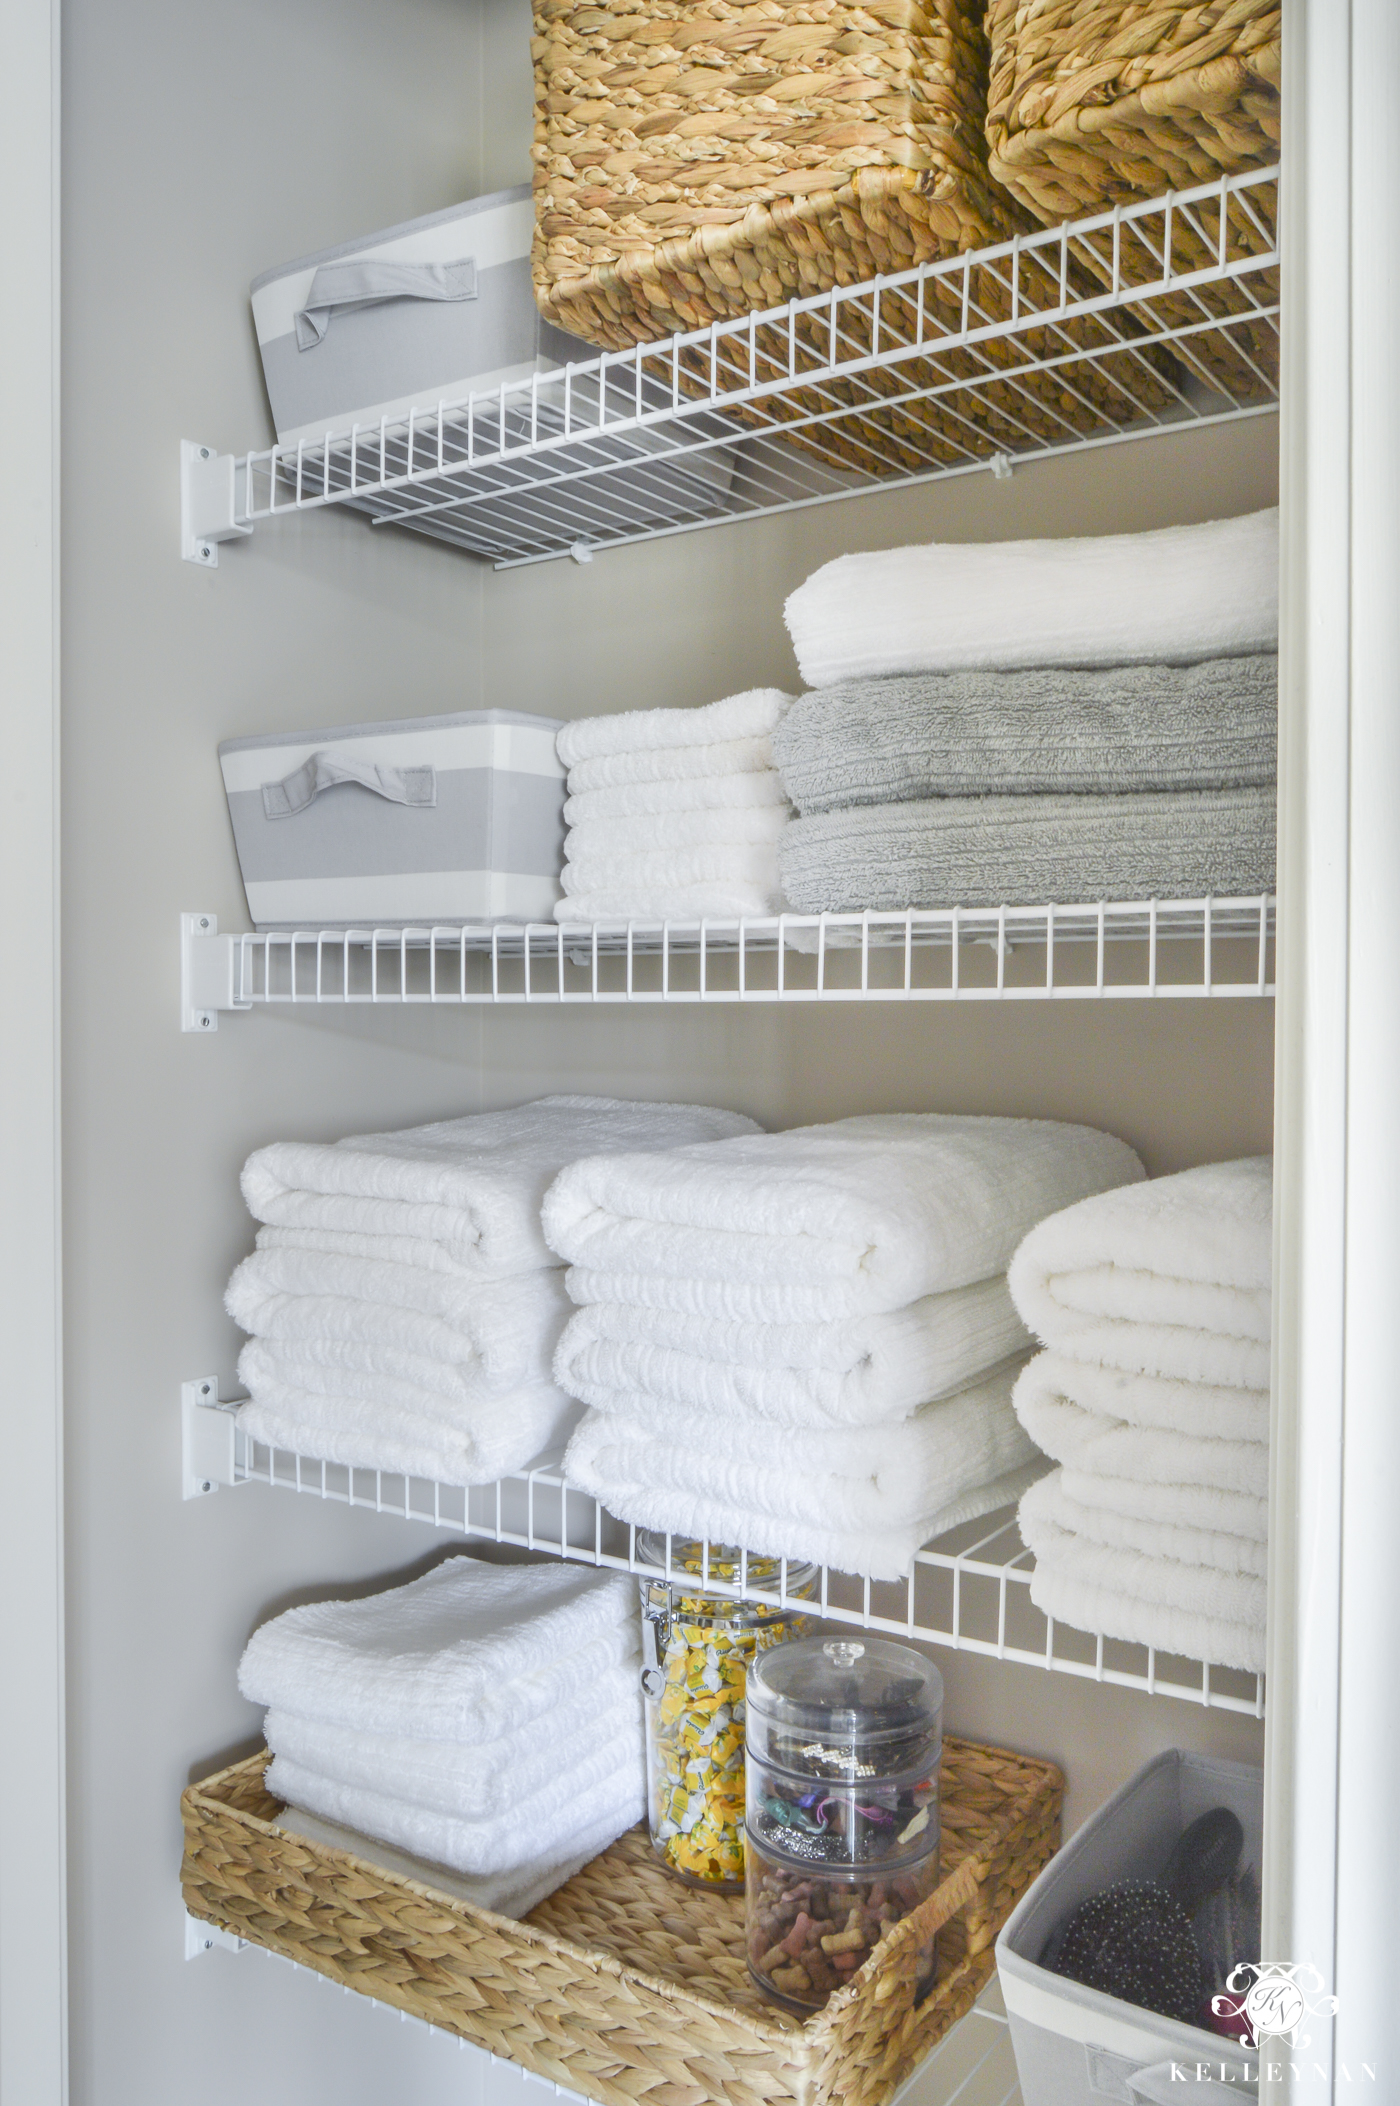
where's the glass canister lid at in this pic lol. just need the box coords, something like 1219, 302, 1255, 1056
746, 1635, 943, 1780
635, 1532, 817, 1596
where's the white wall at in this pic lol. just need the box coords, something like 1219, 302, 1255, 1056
62, 0, 1277, 2094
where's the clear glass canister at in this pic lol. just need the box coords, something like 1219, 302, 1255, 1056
744, 1635, 944, 2011
637, 1535, 814, 1889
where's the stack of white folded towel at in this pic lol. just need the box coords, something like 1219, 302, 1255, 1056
240, 1557, 645, 1916
227, 1095, 758, 1483
1008, 1157, 1272, 1674
553, 688, 794, 923
544, 1113, 1145, 1579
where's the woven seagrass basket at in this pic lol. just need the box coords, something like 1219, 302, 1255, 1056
531, 0, 1015, 349
182, 1734, 1061, 2106
985, 2, 1280, 400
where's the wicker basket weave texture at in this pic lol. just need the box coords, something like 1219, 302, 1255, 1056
530, 0, 1022, 349
984, 4, 1280, 404
181, 1735, 1062, 2106
984, 1, 1281, 225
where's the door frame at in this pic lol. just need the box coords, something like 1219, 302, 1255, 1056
0, 0, 67, 2099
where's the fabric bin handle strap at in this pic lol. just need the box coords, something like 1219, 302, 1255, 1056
262, 751, 438, 819
294, 257, 478, 350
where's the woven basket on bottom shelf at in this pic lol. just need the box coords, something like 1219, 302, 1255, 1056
985, 2, 1281, 403
181, 1734, 1062, 2106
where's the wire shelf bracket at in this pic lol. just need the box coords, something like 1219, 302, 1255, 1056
181, 168, 1279, 572
186, 1392, 1264, 1720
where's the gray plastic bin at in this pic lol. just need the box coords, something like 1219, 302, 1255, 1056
995, 1750, 1262, 2104
219, 709, 566, 931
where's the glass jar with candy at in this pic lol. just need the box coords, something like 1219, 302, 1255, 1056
744, 1635, 944, 2010
636, 1535, 814, 1889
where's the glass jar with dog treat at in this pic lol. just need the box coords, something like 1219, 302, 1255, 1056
745, 1635, 944, 2011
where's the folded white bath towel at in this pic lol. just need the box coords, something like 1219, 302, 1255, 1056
267, 1749, 645, 1879
563, 1357, 1043, 1578
1058, 1466, 1267, 1544
560, 842, 780, 898
545, 1113, 1143, 1321
553, 882, 784, 924
564, 772, 790, 824
265, 1718, 640, 1853
240, 1096, 758, 1279
227, 1254, 572, 1390
238, 1557, 637, 1740
556, 689, 793, 766
264, 1664, 641, 1819
563, 807, 791, 859
238, 1334, 565, 1418
1008, 1156, 1272, 1387
1013, 1368, 1268, 1499
1021, 1469, 1267, 1578
783, 509, 1280, 688
555, 1277, 1029, 1426
273, 1800, 627, 1921
565, 737, 779, 793
1018, 1493, 1266, 1673
1012, 1349, 1268, 1444
235, 1354, 579, 1485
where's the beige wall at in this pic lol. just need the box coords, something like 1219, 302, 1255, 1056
61, 0, 1276, 2092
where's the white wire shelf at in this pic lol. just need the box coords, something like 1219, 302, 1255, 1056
182, 168, 1278, 570
181, 897, 1275, 1026
219, 1425, 1262, 1720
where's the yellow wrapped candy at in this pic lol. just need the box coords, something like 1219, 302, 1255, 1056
639, 1540, 812, 1890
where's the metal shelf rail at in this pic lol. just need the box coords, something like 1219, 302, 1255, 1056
182, 168, 1278, 570
188, 1395, 1262, 1719
181, 897, 1276, 1027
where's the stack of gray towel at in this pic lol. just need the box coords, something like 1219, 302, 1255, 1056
773, 512, 1280, 913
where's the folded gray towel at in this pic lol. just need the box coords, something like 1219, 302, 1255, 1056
778, 788, 1276, 912
772, 657, 1278, 813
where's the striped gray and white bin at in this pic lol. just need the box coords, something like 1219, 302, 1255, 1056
218, 711, 566, 930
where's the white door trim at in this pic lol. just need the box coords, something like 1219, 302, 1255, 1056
0, 0, 67, 2099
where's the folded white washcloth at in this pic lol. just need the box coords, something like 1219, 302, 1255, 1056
1012, 1349, 1268, 1444
1058, 1466, 1267, 1544
1020, 1468, 1266, 1577
565, 737, 778, 792
555, 1278, 1029, 1427
563, 806, 790, 858
552, 882, 784, 924
1013, 1368, 1268, 1499
564, 772, 790, 824
545, 1113, 1143, 1321
264, 1665, 642, 1819
556, 689, 793, 766
266, 1748, 645, 1878
1008, 1156, 1272, 1387
783, 509, 1280, 688
1018, 1494, 1266, 1674
240, 1096, 759, 1279
235, 1356, 580, 1485
238, 1557, 638, 1739
563, 1357, 1042, 1579
560, 842, 780, 898
273, 1800, 627, 1921
227, 1255, 572, 1389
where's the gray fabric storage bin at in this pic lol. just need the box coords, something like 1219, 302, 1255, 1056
251, 187, 591, 448
219, 710, 566, 930
995, 1750, 1263, 2105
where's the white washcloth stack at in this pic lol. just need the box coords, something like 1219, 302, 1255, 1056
553, 688, 794, 923
544, 1113, 1146, 1579
240, 1559, 645, 1916
227, 1095, 758, 1484
1008, 1157, 1273, 1675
